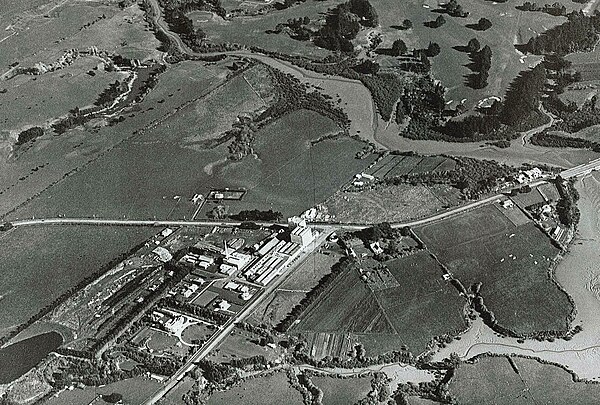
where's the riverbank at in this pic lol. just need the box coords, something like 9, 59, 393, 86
433, 172, 600, 381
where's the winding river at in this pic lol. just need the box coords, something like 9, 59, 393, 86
433, 172, 600, 381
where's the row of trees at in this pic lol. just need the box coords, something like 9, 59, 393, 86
517, 2, 568, 16
384, 156, 519, 199
276, 257, 355, 331
229, 209, 283, 221
523, 12, 600, 54
467, 42, 492, 89
15, 127, 44, 145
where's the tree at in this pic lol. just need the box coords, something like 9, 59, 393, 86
403, 19, 413, 29
467, 37, 480, 53
425, 41, 441, 57
477, 17, 492, 30
208, 205, 229, 219
391, 38, 408, 55
435, 15, 446, 27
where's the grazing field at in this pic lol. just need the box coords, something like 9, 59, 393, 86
209, 329, 281, 363
294, 251, 467, 355
417, 204, 571, 335
568, 48, 600, 82
199, 0, 345, 58
510, 188, 546, 209
449, 356, 600, 405
370, 0, 569, 107
141, 65, 269, 146
250, 250, 342, 327
0, 225, 154, 335
323, 183, 461, 224
366, 155, 456, 179
293, 267, 392, 334
0, 59, 229, 220
44, 376, 162, 405
207, 371, 304, 405
0, 57, 124, 132
312, 376, 372, 405
10, 109, 373, 221
279, 250, 342, 291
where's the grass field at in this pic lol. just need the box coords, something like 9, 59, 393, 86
449, 356, 600, 405
207, 371, 304, 405
0, 57, 124, 132
370, 0, 571, 108
209, 329, 281, 363
250, 290, 306, 327
0, 2, 118, 69
510, 188, 546, 209
181, 322, 215, 345
140, 65, 269, 146
44, 376, 162, 405
294, 251, 467, 355
250, 249, 342, 327
0, 225, 154, 335
417, 204, 571, 335
323, 183, 460, 224
200, 0, 345, 58
0, 59, 229, 220
10, 108, 373, 220
312, 376, 372, 405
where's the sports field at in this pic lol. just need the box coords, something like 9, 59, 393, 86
294, 251, 467, 355
417, 204, 571, 335
449, 355, 600, 405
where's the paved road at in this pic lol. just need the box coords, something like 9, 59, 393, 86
142, 231, 329, 405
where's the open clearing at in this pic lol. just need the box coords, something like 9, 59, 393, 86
207, 371, 304, 405
0, 225, 154, 335
140, 64, 270, 147
370, 0, 573, 108
45, 376, 162, 405
0, 59, 229, 219
199, 0, 345, 58
312, 375, 372, 405
294, 251, 467, 355
10, 107, 374, 220
323, 183, 461, 224
417, 204, 571, 335
0, 57, 124, 132
209, 329, 281, 363
449, 356, 600, 405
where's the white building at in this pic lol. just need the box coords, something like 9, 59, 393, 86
291, 226, 315, 247
223, 252, 252, 270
